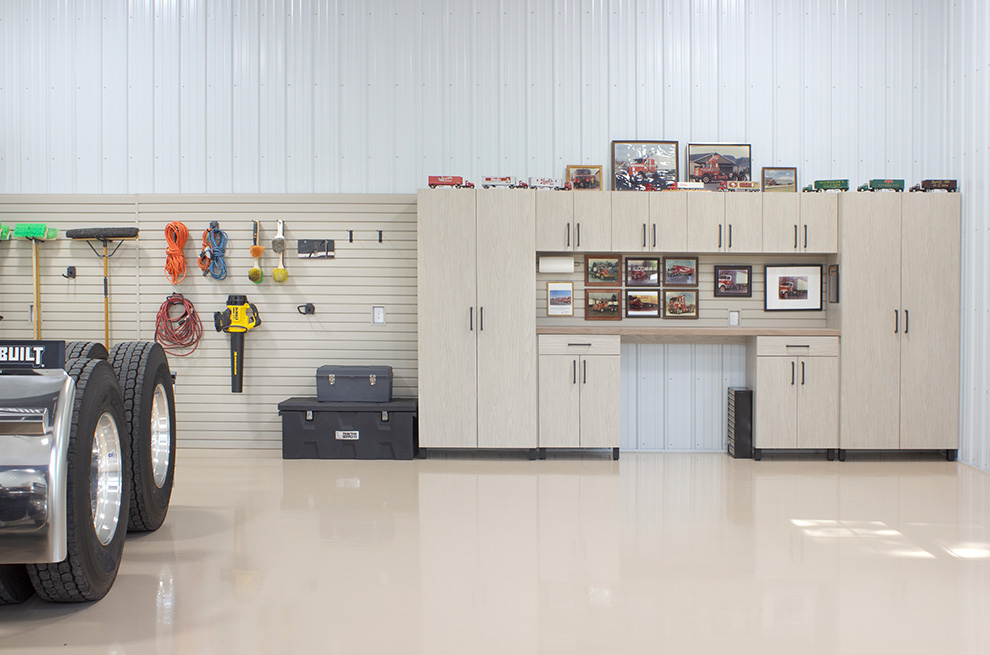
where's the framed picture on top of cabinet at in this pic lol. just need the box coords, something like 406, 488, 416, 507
663, 289, 699, 319
586, 289, 622, 321
566, 165, 603, 190
764, 265, 823, 311
611, 140, 678, 191
625, 290, 660, 318
547, 282, 574, 316
762, 167, 797, 192
662, 257, 698, 287
686, 143, 752, 190
585, 255, 622, 287
714, 265, 752, 298
625, 258, 660, 287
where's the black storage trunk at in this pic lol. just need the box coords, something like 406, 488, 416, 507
278, 397, 416, 460
727, 387, 753, 459
316, 365, 393, 402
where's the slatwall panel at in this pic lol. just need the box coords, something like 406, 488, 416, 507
0, 194, 418, 449
3, 0, 990, 470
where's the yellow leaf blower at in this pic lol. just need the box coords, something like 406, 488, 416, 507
214, 294, 261, 393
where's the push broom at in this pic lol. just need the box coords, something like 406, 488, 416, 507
64, 227, 140, 348
12, 224, 58, 339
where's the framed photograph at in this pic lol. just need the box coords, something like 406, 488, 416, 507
714, 265, 752, 298
762, 167, 797, 192
566, 165, 603, 190
625, 290, 660, 318
663, 289, 699, 319
611, 140, 679, 191
625, 258, 660, 287
662, 257, 698, 287
547, 282, 574, 316
585, 254, 622, 287
764, 265, 823, 311
585, 289, 622, 321
686, 143, 752, 190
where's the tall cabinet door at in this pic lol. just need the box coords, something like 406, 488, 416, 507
839, 193, 902, 449
476, 190, 538, 448
797, 357, 839, 448
899, 193, 961, 449
417, 189, 479, 448
579, 356, 621, 448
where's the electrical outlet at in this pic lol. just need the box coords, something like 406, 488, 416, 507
729, 310, 740, 326
372, 306, 386, 325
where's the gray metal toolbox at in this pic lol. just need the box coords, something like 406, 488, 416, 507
316, 365, 393, 402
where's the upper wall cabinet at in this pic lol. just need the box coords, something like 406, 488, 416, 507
763, 193, 838, 253
610, 191, 689, 252
535, 191, 611, 252
686, 193, 762, 253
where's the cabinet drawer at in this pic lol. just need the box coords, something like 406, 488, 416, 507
539, 335, 620, 356
756, 336, 838, 357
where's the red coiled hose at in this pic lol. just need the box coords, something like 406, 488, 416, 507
155, 293, 203, 356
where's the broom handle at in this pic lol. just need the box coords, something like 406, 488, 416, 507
32, 239, 41, 339
103, 241, 110, 348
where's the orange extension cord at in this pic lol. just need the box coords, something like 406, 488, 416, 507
164, 220, 189, 284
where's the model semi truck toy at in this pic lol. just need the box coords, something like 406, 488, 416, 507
802, 179, 850, 193
0, 339, 176, 604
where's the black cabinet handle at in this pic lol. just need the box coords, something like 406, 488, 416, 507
804, 225, 808, 248
794, 225, 798, 248
894, 310, 899, 334
642, 223, 647, 248
728, 224, 733, 248
568, 343, 592, 347
573, 359, 577, 384
652, 224, 657, 248
566, 223, 571, 247
791, 361, 795, 385
469, 307, 473, 331
718, 224, 723, 248
480, 307, 484, 331
801, 361, 805, 385
583, 359, 587, 384
576, 223, 581, 247
905, 309, 909, 333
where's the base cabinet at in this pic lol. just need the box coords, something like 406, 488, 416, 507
538, 336, 620, 453
750, 337, 839, 455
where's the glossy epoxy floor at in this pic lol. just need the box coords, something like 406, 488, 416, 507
2, 451, 990, 654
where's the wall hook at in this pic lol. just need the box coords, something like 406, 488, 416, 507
62, 266, 76, 279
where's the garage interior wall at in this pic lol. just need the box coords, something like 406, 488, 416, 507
1, 1, 988, 468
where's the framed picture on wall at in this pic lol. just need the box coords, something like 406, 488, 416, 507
625, 290, 660, 318
585, 254, 622, 287
686, 143, 752, 190
663, 289, 699, 319
625, 258, 660, 287
762, 167, 797, 192
547, 282, 574, 316
611, 140, 678, 191
714, 265, 752, 298
586, 289, 622, 321
764, 265, 823, 311
566, 165, 603, 190
662, 257, 698, 287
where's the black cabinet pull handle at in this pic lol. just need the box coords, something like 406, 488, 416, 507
566, 223, 571, 247
480, 307, 484, 331
642, 223, 647, 248
718, 224, 722, 248
568, 343, 592, 347
573, 359, 577, 384
583, 359, 587, 384
794, 225, 798, 248
804, 225, 808, 248
652, 224, 657, 248
894, 309, 898, 334
469, 307, 473, 331
791, 361, 795, 385
905, 309, 909, 333
728, 224, 733, 248
576, 223, 581, 247
801, 361, 805, 385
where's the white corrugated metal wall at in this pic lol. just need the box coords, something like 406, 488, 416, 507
1, 0, 988, 467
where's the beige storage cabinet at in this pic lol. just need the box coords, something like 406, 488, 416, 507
418, 189, 538, 454
837, 192, 960, 458
611, 191, 689, 252
762, 193, 838, 253
751, 337, 839, 459
686, 192, 762, 252
538, 335, 620, 459
536, 190, 611, 251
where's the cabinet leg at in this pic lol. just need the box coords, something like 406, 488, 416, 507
837, 449, 846, 462
419, 447, 428, 460
539, 448, 547, 460
529, 448, 537, 461
826, 449, 836, 461
753, 448, 762, 461
612, 447, 620, 461
947, 449, 958, 462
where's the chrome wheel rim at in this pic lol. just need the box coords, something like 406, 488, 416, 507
151, 383, 171, 488
91, 412, 124, 546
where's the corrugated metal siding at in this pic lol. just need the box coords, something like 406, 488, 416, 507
0, 194, 417, 449
3, 0, 989, 468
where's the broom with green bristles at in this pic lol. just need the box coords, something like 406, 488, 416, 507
12, 224, 58, 339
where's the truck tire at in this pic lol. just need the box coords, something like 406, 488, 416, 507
27, 358, 130, 602
109, 341, 176, 533
65, 341, 109, 361
0, 565, 33, 604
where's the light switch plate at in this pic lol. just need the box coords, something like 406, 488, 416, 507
729, 310, 740, 326
372, 306, 386, 324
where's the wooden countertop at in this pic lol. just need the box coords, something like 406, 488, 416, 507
537, 326, 840, 343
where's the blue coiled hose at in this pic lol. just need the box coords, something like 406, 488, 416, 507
198, 220, 228, 280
